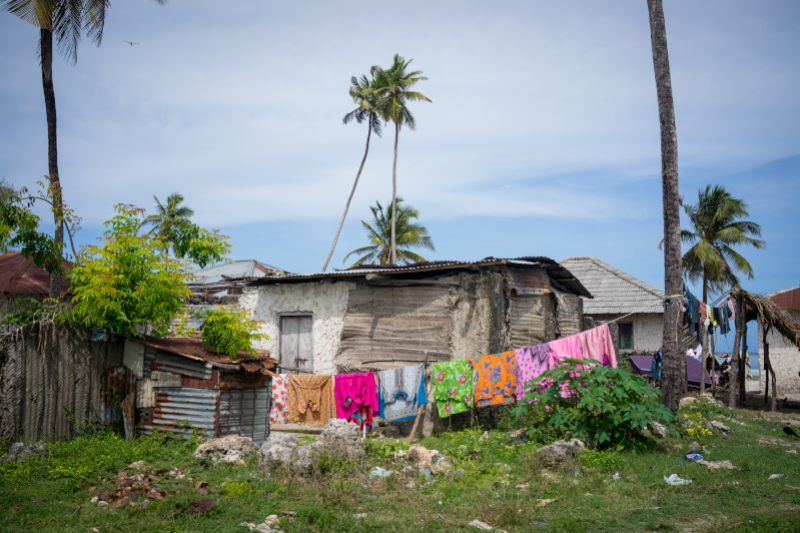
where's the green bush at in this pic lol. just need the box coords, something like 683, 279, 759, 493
200, 305, 268, 360
510, 358, 676, 449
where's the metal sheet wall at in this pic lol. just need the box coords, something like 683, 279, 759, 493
139, 386, 218, 440
218, 383, 271, 447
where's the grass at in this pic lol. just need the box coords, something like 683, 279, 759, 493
1, 399, 799, 533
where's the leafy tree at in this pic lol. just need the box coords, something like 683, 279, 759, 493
321, 69, 384, 272
200, 306, 267, 361
374, 55, 431, 265
140, 193, 195, 254
68, 204, 230, 338
647, 0, 684, 410
1, 0, 168, 298
343, 198, 434, 267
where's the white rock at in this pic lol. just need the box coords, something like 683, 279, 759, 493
193, 435, 256, 463
534, 439, 585, 467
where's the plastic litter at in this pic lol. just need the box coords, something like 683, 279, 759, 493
370, 467, 393, 478
685, 451, 705, 463
664, 474, 692, 486
611, 472, 621, 480
532, 522, 549, 526
768, 474, 785, 480
420, 468, 433, 483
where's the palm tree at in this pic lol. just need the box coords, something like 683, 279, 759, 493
1, 0, 167, 297
321, 69, 384, 272
374, 54, 431, 265
140, 193, 195, 255
343, 198, 435, 268
647, 0, 684, 410
681, 185, 765, 300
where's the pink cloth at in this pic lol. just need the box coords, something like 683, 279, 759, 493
515, 343, 551, 402
727, 299, 736, 321
577, 324, 617, 368
334, 373, 378, 420
548, 335, 583, 368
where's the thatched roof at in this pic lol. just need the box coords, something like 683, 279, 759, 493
731, 287, 800, 350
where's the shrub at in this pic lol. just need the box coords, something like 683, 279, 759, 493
200, 305, 268, 360
510, 358, 676, 449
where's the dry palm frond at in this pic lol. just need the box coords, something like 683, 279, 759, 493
731, 287, 800, 349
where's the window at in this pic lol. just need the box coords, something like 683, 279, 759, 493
619, 323, 634, 350
279, 315, 313, 373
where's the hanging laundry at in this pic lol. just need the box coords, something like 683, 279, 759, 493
651, 351, 663, 382
432, 359, 474, 417
577, 324, 617, 368
708, 305, 718, 328
269, 374, 289, 424
334, 372, 378, 421
549, 334, 583, 368
469, 351, 517, 407
714, 306, 730, 335
287, 374, 336, 425
684, 284, 702, 342
515, 343, 551, 402
700, 302, 708, 322
346, 404, 374, 431
377, 365, 426, 422
727, 299, 736, 321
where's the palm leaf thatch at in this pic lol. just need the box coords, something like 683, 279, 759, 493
731, 287, 800, 350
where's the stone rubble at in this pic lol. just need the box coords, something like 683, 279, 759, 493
193, 435, 256, 463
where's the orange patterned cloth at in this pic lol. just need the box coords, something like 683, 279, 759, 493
469, 351, 518, 407
287, 374, 335, 425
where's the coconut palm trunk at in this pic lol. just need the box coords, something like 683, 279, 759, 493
700, 269, 708, 395
322, 113, 375, 272
40, 27, 63, 298
390, 122, 400, 265
648, 0, 685, 410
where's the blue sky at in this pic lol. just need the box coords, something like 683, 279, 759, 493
1, 1, 798, 352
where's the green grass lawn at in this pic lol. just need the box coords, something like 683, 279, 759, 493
2, 399, 799, 533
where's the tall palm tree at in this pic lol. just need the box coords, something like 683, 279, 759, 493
141, 193, 195, 255
647, 0, 684, 410
321, 69, 384, 272
374, 54, 431, 265
681, 185, 765, 301
343, 198, 435, 268
1, 0, 167, 297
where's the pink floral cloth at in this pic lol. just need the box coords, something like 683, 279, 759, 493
269, 374, 289, 424
577, 324, 617, 368
514, 343, 551, 402
334, 372, 379, 420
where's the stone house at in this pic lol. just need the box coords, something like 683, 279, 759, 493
559, 257, 664, 353
239, 257, 591, 375
758, 285, 800, 396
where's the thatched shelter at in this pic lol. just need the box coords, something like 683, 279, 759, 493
731, 287, 800, 410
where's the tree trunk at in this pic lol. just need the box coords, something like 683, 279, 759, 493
40, 28, 64, 299
764, 321, 770, 404
728, 296, 743, 408
700, 271, 708, 395
764, 323, 777, 412
648, 0, 684, 410
711, 330, 717, 397
739, 313, 748, 405
322, 117, 373, 272
390, 121, 399, 265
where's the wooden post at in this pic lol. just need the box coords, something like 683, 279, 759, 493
407, 352, 429, 443
710, 331, 717, 397
700, 327, 707, 395
764, 321, 770, 405
728, 297, 743, 408
739, 314, 748, 406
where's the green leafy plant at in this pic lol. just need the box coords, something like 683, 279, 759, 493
364, 434, 409, 458
510, 358, 676, 449
200, 305, 267, 360
0, 297, 57, 329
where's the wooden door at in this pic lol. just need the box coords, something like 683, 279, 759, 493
280, 315, 314, 373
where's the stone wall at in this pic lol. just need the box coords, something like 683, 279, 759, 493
758, 311, 800, 396
588, 313, 663, 353
450, 271, 507, 361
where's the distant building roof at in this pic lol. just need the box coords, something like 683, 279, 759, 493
247, 256, 593, 298
559, 257, 664, 314
188, 259, 286, 297
769, 285, 800, 311
0, 251, 71, 295
129, 335, 277, 372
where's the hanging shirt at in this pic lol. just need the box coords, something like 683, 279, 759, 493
651, 351, 663, 382
269, 374, 289, 424
432, 360, 474, 418
727, 299, 736, 321
334, 372, 378, 420
515, 343, 551, 402
287, 374, 336, 425
577, 324, 617, 368
377, 365, 426, 422
469, 351, 517, 407
549, 335, 583, 368
346, 403, 374, 431
714, 306, 730, 335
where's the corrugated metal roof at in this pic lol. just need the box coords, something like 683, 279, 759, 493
769, 285, 800, 310
246, 256, 592, 298
129, 335, 277, 369
191, 259, 285, 284
500, 265, 552, 295
559, 256, 664, 315
0, 251, 72, 295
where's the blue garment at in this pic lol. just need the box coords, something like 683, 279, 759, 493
377, 368, 427, 422
651, 351, 663, 383
683, 284, 702, 342
714, 306, 730, 336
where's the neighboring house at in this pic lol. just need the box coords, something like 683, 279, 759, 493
240, 256, 591, 375
559, 257, 664, 353
188, 259, 286, 301
0, 251, 71, 321
759, 285, 800, 396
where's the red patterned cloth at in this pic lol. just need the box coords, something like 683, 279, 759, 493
269, 374, 288, 424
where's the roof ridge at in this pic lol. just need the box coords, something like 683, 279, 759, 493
560, 256, 665, 298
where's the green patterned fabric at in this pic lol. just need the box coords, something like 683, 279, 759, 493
431, 360, 474, 417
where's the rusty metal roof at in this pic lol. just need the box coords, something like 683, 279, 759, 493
129, 335, 277, 369
246, 256, 592, 298
769, 285, 800, 310
0, 251, 72, 295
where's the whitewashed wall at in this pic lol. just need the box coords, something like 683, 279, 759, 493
240, 282, 357, 375
589, 313, 663, 353
758, 310, 800, 396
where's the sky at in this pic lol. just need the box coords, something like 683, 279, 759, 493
1, 0, 799, 353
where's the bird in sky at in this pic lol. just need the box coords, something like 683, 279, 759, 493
784, 423, 800, 439
123, 41, 140, 47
